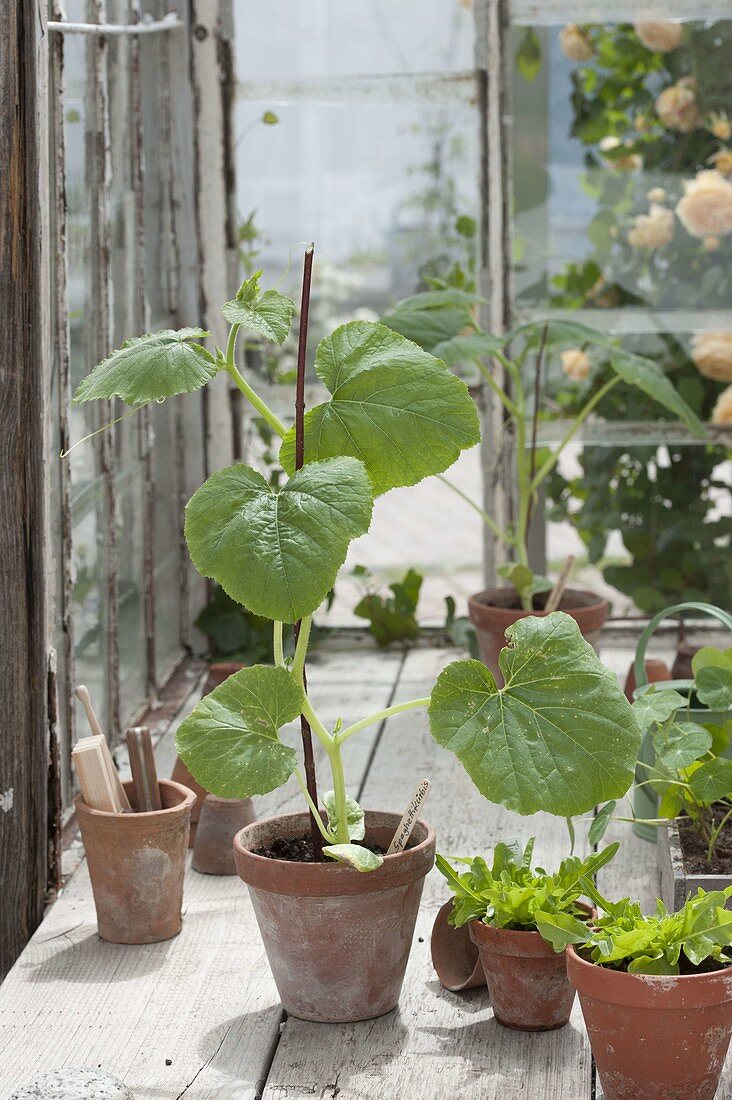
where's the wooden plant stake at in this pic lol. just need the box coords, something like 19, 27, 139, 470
545, 554, 575, 614
74, 685, 131, 810
293, 243, 323, 860
72, 736, 126, 814
126, 726, 162, 812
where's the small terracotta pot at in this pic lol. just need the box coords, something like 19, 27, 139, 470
430, 900, 486, 992
468, 587, 608, 682
623, 658, 671, 702
469, 901, 595, 1031
192, 795, 256, 875
170, 756, 208, 848
567, 945, 732, 1100
204, 661, 245, 692
76, 779, 195, 944
171, 662, 245, 847
233, 810, 436, 1022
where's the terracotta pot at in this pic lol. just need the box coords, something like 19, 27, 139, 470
76, 779, 195, 944
192, 794, 256, 875
468, 587, 608, 682
170, 756, 208, 848
430, 900, 486, 992
623, 657, 671, 702
204, 661, 245, 693
233, 810, 436, 1022
469, 901, 595, 1031
171, 662, 245, 847
567, 945, 732, 1100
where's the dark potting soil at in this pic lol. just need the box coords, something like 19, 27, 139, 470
253, 834, 390, 863
679, 810, 732, 876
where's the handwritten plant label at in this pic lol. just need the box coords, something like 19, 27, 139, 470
387, 778, 431, 855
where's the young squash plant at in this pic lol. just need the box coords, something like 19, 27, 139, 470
73, 264, 642, 869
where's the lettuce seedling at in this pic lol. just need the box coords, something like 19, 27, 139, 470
436, 837, 618, 931
537, 882, 732, 975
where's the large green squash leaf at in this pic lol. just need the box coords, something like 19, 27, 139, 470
73, 328, 216, 406
428, 613, 641, 817
221, 271, 295, 344
279, 321, 480, 496
609, 350, 704, 436
381, 289, 482, 351
175, 665, 302, 797
184, 457, 372, 623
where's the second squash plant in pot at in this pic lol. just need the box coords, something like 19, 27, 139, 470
436, 838, 618, 1031
383, 294, 704, 678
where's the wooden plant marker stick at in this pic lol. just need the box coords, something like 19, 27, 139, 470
126, 727, 161, 812
74, 684, 103, 736
73, 685, 131, 810
293, 243, 323, 860
72, 736, 125, 813
387, 779, 431, 856
544, 554, 575, 614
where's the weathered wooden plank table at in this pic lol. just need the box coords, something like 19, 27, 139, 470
0, 641, 727, 1099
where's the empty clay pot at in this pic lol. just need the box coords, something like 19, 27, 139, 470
171, 662, 244, 847
469, 902, 595, 1031
76, 778, 195, 944
567, 945, 732, 1100
430, 899, 486, 992
233, 810, 436, 1022
623, 657, 671, 702
170, 756, 207, 848
468, 587, 608, 682
192, 795, 256, 875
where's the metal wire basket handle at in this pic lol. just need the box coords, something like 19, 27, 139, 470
633, 601, 732, 691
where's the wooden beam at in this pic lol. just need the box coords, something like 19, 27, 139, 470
190, 0, 238, 475
0, 0, 51, 977
475, 0, 513, 586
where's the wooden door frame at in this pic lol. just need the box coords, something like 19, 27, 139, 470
0, 0, 51, 979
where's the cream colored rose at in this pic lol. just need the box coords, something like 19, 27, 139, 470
634, 21, 683, 52
712, 150, 732, 178
647, 187, 667, 203
676, 170, 732, 238
561, 349, 591, 382
708, 114, 732, 142
599, 135, 642, 171
559, 24, 594, 62
628, 204, 675, 249
655, 81, 700, 134
691, 333, 732, 383
711, 385, 732, 425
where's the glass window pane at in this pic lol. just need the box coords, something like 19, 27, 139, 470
510, 17, 732, 611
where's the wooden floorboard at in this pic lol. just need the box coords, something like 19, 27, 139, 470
0, 649, 402, 1100
263, 646, 593, 1100
3, 642, 732, 1099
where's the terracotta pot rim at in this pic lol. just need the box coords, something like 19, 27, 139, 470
567, 944, 732, 1007
76, 778, 196, 819
470, 902, 595, 956
234, 810, 436, 897
469, 587, 608, 614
